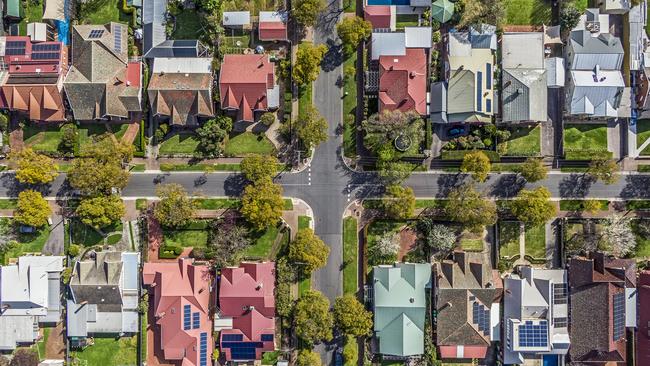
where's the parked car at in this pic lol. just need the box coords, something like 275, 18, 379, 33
447, 126, 466, 137
334, 348, 343, 366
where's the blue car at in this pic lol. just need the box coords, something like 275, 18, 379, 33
447, 126, 465, 137
334, 349, 343, 366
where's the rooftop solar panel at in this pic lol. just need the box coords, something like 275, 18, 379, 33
222, 334, 243, 342
32, 43, 60, 52
113, 23, 123, 53
553, 283, 568, 305
183, 305, 191, 330
518, 320, 548, 348
6, 41, 26, 48
32, 52, 60, 60
261, 334, 274, 342
613, 292, 625, 341
89, 29, 105, 39
6, 48, 25, 56
472, 301, 490, 336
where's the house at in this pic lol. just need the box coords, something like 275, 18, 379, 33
142, 258, 213, 366
147, 57, 214, 126
66, 252, 140, 346
64, 23, 142, 121
0, 36, 67, 122
144, 40, 208, 59
565, 9, 628, 118
434, 24, 496, 123
0, 256, 65, 350
216, 262, 275, 361
503, 267, 570, 365
142, 0, 167, 56
219, 54, 279, 122
568, 253, 636, 365
501, 32, 548, 123
368, 27, 431, 115
223, 11, 251, 29
258, 11, 288, 41
373, 262, 432, 358
434, 251, 502, 360
364, 6, 395, 30
638, 271, 650, 366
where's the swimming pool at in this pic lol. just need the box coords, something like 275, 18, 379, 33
367, 0, 410, 5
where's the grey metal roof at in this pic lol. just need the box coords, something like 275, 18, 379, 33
223, 11, 251, 26
430, 81, 447, 123
142, 0, 167, 55
144, 40, 203, 59
447, 70, 475, 114
501, 69, 548, 122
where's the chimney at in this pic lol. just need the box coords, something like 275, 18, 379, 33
438, 301, 453, 311
256, 283, 264, 290
504, 80, 511, 88
409, 71, 416, 79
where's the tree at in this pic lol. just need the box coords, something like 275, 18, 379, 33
460, 151, 491, 182
294, 43, 327, 87
15, 190, 50, 228
295, 106, 328, 149
206, 215, 252, 267
240, 154, 279, 183
560, 3, 581, 30
444, 184, 497, 232
292, 0, 325, 26
362, 110, 424, 156
0, 219, 16, 257
342, 335, 358, 366
582, 199, 603, 214
337, 16, 372, 56
288, 228, 330, 276
333, 295, 373, 337
68, 158, 130, 196
296, 350, 322, 366
519, 158, 547, 182
76, 195, 125, 229
510, 187, 557, 226
241, 177, 284, 230
9, 348, 39, 366
377, 161, 414, 185
81, 134, 134, 163
67, 243, 80, 257
587, 157, 619, 184
59, 123, 77, 154
294, 290, 334, 346
196, 116, 233, 158
599, 215, 636, 257
154, 184, 196, 228
382, 185, 415, 219
416, 218, 457, 257
11, 148, 59, 185
458, 0, 504, 28
369, 231, 400, 264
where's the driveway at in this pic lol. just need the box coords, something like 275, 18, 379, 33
42, 201, 64, 256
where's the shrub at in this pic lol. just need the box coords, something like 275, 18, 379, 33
260, 112, 276, 126
67, 244, 80, 257
0, 113, 8, 132
59, 123, 77, 154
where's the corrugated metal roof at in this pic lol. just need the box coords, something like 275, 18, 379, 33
223, 11, 251, 26
502, 33, 544, 69
371, 32, 406, 60
501, 69, 547, 122
143, 0, 168, 54
404, 27, 431, 48
447, 70, 475, 114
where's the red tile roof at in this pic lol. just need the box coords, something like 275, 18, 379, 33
142, 258, 213, 366
219, 262, 275, 361
379, 48, 427, 115
364, 6, 392, 29
219, 54, 275, 122
259, 22, 288, 41
0, 85, 65, 121
638, 271, 650, 366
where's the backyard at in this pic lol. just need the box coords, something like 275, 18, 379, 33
636, 120, 650, 155
222, 0, 282, 14
395, 14, 419, 28
503, 0, 551, 25
503, 124, 541, 156
19, 0, 43, 36
171, 9, 203, 39
77, 0, 132, 25
72, 337, 137, 366
563, 124, 610, 160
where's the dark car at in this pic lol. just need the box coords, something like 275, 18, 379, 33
334, 348, 343, 366
447, 126, 465, 137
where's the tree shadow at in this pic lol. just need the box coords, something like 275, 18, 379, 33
435, 173, 467, 198
558, 173, 595, 198
224, 174, 248, 196
620, 174, 650, 199
489, 174, 526, 198
321, 39, 343, 72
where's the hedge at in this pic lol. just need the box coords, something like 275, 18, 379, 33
159, 245, 183, 259
564, 150, 613, 160
638, 165, 650, 172
441, 149, 501, 162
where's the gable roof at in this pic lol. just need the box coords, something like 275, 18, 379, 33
142, 0, 167, 55
364, 5, 393, 29
219, 54, 276, 122
0, 256, 65, 315
373, 263, 431, 356
258, 11, 288, 41
502, 68, 548, 122
378, 48, 427, 115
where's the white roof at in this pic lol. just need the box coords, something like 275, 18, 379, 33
404, 27, 432, 48
574, 8, 610, 35
502, 32, 544, 69
42, 0, 64, 21
449, 31, 472, 57
571, 68, 624, 86
0, 315, 38, 350
570, 69, 623, 116
222, 11, 250, 26
121, 252, 140, 292
625, 287, 637, 327
259, 11, 287, 23
27, 23, 48, 42
371, 32, 406, 60
0, 256, 64, 316
545, 57, 565, 87
152, 57, 212, 74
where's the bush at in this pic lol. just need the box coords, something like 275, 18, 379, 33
155, 123, 169, 142
67, 244, 80, 257
60, 123, 77, 155
260, 112, 276, 126
159, 244, 183, 259
441, 150, 500, 162
0, 113, 8, 132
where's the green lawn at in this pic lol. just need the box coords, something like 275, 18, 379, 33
194, 198, 241, 209
78, 124, 129, 153
19, 0, 43, 36
159, 133, 200, 155
415, 199, 445, 209
23, 124, 64, 153
560, 200, 609, 211
503, 0, 551, 25
298, 83, 313, 119
492, 163, 525, 172
244, 225, 283, 259
164, 226, 209, 248
504, 125, 541, 156
3, 226, 51, 264
342, 217, 358, 295
460, 230, 484, 252
298, 277, 311, 297
224, 132, 276, 156
262, 351, 281, 365
172, 9, 203, 39
78, 0, 131, 25
70, 219, 104, 247
563, 124, 610, 160
499, 221, 520, 258
298, 216, 311, 230
633, 220, 650, 258
395, 14, 419, 28
343, 53, 357, 158
524, 224, 546, 259
37, 327, 51, 359
222, 0, 281, 15
636, 120, 650, 155
72, 337, 137, 366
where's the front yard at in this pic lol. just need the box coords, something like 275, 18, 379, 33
71, 337, 137, 366
524, 224, 546, 259
224, 132, 276, 156
158, 133, 200, 155
636, 120, 650, 155
503, 124, 541, 156
3, 224, 51, 264
499, 221, 520, 258
563, 123, 611, 160
23, 124, 65, 153
69, 219, 123, 248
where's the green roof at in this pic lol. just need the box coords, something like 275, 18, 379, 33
6, 0, 20, 18
432, 0, 454, 23
373, 263, 432, 357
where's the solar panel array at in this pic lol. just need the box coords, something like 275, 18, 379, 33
199, 332, 208, 366
183, 305, 191, 330
89, 29, 104, 39
261, 334, 274, 342
192, 312, 200, 329
613, 292, 625, 341
6, 41, 26, 56
32, 43, 60, 52
222, 334, 243, 342
113, 24, 122, 53
472, 301, 490, 336
518, 320, 548, 348
222, 342, 264, 360
32, 53, 59, 60
553, 283, 568, 305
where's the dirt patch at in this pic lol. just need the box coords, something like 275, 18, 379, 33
397, 227, 417, 261
45, 322, 65, 359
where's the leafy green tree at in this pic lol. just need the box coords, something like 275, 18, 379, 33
293, 43, 327, 87
154, 184, 196, 228
377, 161, 414, 185
416, 218, 457, 257
76, 195, 125, 229
342, 335, 358, 366
362, 110, 424, 156
11, 148, 59, 185
560, 3, 581, 30
15, 190, 50, 228
206, 219, 251, 267
444, 184, 497, 232
259, 112, 276, 126
81, 134, 134, 163
333, 295, 373, 337
382, 185, 415, 219
240, 154, 279, 183
519, 158, 547, 182
292, 0, 325, 26
458, 0, 504, 28
196, 116, 233, 158
510, 187, 557, 226
336, 16, 371, 56
587, 157, 619, 184
59, 123, 77, 154
296, 350, 322, 366
288, 228, 330, 276
295, 106, 328, 149
67, 244, 80, 257
241, 177, 284, 230
460, 150, 491, 182
68, 158, 130, 197
294, 290, 334, 346
582, 199, 603, 214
